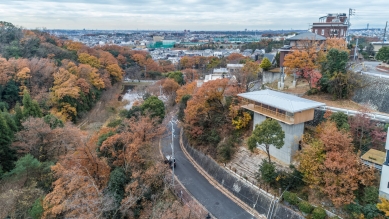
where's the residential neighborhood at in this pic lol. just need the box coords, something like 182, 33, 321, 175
1, 2, 389, 219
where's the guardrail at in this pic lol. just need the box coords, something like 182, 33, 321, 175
316, 106, 389, 123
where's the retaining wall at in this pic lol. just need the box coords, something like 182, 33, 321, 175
182, 131, 304, 219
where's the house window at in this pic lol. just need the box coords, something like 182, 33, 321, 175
341, 29, 344, 36
321, 29, 324, 35
387, 182, 389, 188
315, 29, 318, 34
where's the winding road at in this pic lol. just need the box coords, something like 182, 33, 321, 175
161, 121, 254, 219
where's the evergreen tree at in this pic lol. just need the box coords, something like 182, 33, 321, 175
14, 102, 23, 128
0, 113, 16, 172
22, 90, 42, 118
260, 57, 272, 71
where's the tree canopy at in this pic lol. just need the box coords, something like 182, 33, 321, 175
247, 118, 285, 163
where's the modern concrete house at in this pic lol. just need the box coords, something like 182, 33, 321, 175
238, 90, 325, 164
379, 131, 389, 200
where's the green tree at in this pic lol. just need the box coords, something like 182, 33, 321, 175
362, 186, 379, 205
177, 94, 191, 121
43, 114, 64, 129
329, 111, 350, 130
6, 154, 40, 177
22, 90, 42, 118
0, 101, 8, 111
247, 118, 285, 162
141, 96, 165, 121
0, 112, 16, 172
256, 159, 277, 184
107, 167, 127, 204
260, 57, 272, 71
14, 102, 23, 129
376, 46, 389, 63
28, 197, 44, 219
167, 71, 184, 85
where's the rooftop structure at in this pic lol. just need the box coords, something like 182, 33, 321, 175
238, 90, 324, 124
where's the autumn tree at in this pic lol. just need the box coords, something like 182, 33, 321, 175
78, 53, 101, 68
247, 118, 285, 162
377, 198, 389, 216
182, 68, 199, 83
43, 134, 112, 218
175, 81, 197, 103
283, 46, 320, 87
227, 53, 245, 63
162, 78, 180, 103
184, 79, 237, 152
13, 117, 81, 162
348, 108, 386, 152
298, 121, 376, 207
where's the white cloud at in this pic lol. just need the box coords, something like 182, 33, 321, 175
0, 0, 387, 30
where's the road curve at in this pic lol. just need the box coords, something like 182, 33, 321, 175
161, 122, 254, 219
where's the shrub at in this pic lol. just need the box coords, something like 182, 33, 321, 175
28, 197, 44, 219
256, 160, 277, 185
298, 200, 314, 214
97, 131, 115, 146
312, 207, 327, 219
307, 88, 319, 95
283, 191, 300, 206
362, 186, 379, 205
107, 119, 122, 128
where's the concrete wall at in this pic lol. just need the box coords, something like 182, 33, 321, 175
263, 71, 281, 84
380, 165, 389, 200
254, 113, 304, 164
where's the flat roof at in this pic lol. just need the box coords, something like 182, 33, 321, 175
361, 149, 386, 165
238, 89, 325, 113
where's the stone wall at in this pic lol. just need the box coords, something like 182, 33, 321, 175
263, 71, 281, 84
353, 75, 389, 113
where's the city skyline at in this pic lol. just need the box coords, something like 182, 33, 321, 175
1, 0, 388, 30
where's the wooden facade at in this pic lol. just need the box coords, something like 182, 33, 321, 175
241, 99, 315, 125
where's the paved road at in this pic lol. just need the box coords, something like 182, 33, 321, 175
161, 121, 254, 219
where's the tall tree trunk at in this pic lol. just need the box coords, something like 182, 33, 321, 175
266, 144, 271, 163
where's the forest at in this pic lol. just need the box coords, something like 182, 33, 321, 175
0, 21, 201, 219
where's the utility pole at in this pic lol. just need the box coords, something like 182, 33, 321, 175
170, 119, 177, 188
354, 38, 359, 61
347, 8, 355, 42
383, 21, 388, 44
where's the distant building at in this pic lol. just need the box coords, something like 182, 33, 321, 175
379, 131, 389, 200
153, 36, 164, 42
287, 32, 326, 48
311, 13, 348, 38
227, 64, 244, 73
371, 42, 389, 52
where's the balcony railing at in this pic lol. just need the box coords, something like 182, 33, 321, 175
240, 100, 295, 124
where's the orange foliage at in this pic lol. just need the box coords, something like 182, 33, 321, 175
182, 68, 199, 82
162, 78, 180, 96
51, 68, 80, 100
106, 64, 123, 82
43, 134, 111, 218
303, 121, 376, 207
175, 81, 197, 103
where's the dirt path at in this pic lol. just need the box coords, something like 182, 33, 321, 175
77, 83, 123, 130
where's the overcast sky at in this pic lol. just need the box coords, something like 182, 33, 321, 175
1, 0, 388, 30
